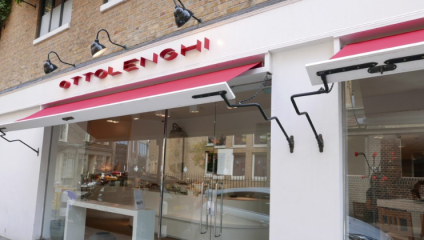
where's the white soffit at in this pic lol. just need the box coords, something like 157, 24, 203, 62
0, 83, 235, 132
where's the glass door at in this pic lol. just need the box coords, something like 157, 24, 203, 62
211, 84, 271, 240
160, 82, 271, 240
160, 103, 217, 240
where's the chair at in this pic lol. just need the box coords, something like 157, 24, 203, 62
377, 207, 414, 240
352, 201, 367, 221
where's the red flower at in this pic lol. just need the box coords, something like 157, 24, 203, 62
372, 176, 376, 180
373, 152, 377, 157
382, 176, 388, 181
361, 175, 365, 179
355, 152, 359, 157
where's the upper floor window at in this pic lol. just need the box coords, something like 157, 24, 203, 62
39, 0, 73, 37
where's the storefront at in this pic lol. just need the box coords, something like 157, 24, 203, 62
3, 1, 424, 240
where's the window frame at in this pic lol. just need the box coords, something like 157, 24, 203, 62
37, 0, 72, 38
231, 153, 246, 180
232, 134, 247, 148
252, 153, 268, 181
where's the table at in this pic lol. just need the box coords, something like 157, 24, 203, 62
64, 200, 155, 240
377, 199, 424, 237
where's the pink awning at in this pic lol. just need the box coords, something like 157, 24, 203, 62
331, 29, 424, 59
306, 29, 424, 85
1, 62, 260, 132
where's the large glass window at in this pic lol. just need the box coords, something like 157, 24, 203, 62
39, 0, 73, 37
345, 70, 424, 240
41, 80, 271, 240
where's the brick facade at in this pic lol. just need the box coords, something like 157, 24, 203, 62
0, 0, 273, 92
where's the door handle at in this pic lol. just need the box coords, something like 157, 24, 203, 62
214, 182, 224, 237
200, 180, 209, 234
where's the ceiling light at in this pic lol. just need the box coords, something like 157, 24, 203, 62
91, 29, 127, 58
133, 114, 140, 120
44, 51, 75, 74
106, 117, 120, 123
227, 100, 237, 109
155, 110, 165, 117
189, 105, 199, 113
173, 0, 202, 28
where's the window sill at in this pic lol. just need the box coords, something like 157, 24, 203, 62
253, 144, 268, 148
100, 0, 127, 12
252, 177, 267, 182
33, 23, 70, 45
232, 145, 246, 149
231, 176, 245, 181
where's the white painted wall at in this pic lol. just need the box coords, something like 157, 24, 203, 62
2, 1, 424, 239
0, 128, 47, 240
270, 41, 344, 239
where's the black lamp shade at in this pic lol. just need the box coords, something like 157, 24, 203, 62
44, 60, 58, 74
91, 39, 108, 58
174, 6, 193, 28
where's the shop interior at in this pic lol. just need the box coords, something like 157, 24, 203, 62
346, 69, 424, 240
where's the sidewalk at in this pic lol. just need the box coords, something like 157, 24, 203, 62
0, 237, 10, 240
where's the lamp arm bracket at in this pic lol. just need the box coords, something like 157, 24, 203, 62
48, 51, 75, 67
21, 0, 36, 8
192, 91, 294, 153
0, 128, 39, 156
96, 29, 127, 50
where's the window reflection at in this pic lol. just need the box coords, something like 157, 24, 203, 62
346, 71, 424, 240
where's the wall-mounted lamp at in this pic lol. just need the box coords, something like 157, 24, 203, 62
173, 0, 202, 28
44, 51, 75, 74
91, 29, 127, 58
189, 105, 199, 113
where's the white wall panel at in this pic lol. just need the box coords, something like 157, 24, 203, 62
270, 41, 343, 240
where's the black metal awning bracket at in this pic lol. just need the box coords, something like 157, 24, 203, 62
291, 74, 336, 153
192, 91, 295, 153
0, 128, 39, 156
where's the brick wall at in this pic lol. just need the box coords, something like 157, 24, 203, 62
0, 0, 273, 91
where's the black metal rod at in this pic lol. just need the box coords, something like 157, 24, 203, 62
0, 128, 39, 155
48, 51, 75, 67
208, 91, 294, 153
96, 29, 127, 50
290, 75, 334, 152
21, 0, 36, 8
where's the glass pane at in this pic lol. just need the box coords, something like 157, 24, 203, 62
213, 81, 271, 239
39, 0, 52, 36
254, 153, 267, 178
233, 134, 246, 146
42, 112, 166, 240
158, 104, 216, 240
345, 71, 424, 240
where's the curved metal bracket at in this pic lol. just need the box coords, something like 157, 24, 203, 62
292, 62, 378, 153
0, 128, 39, 156
48, 51, 75, 67
192, 91, 294, 153
96, 29, 127, 50
20, 1, 36, 8
291, 75, 333, 153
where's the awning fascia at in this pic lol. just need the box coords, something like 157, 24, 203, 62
306, 30, 424, 85
1, 63, 260, 132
